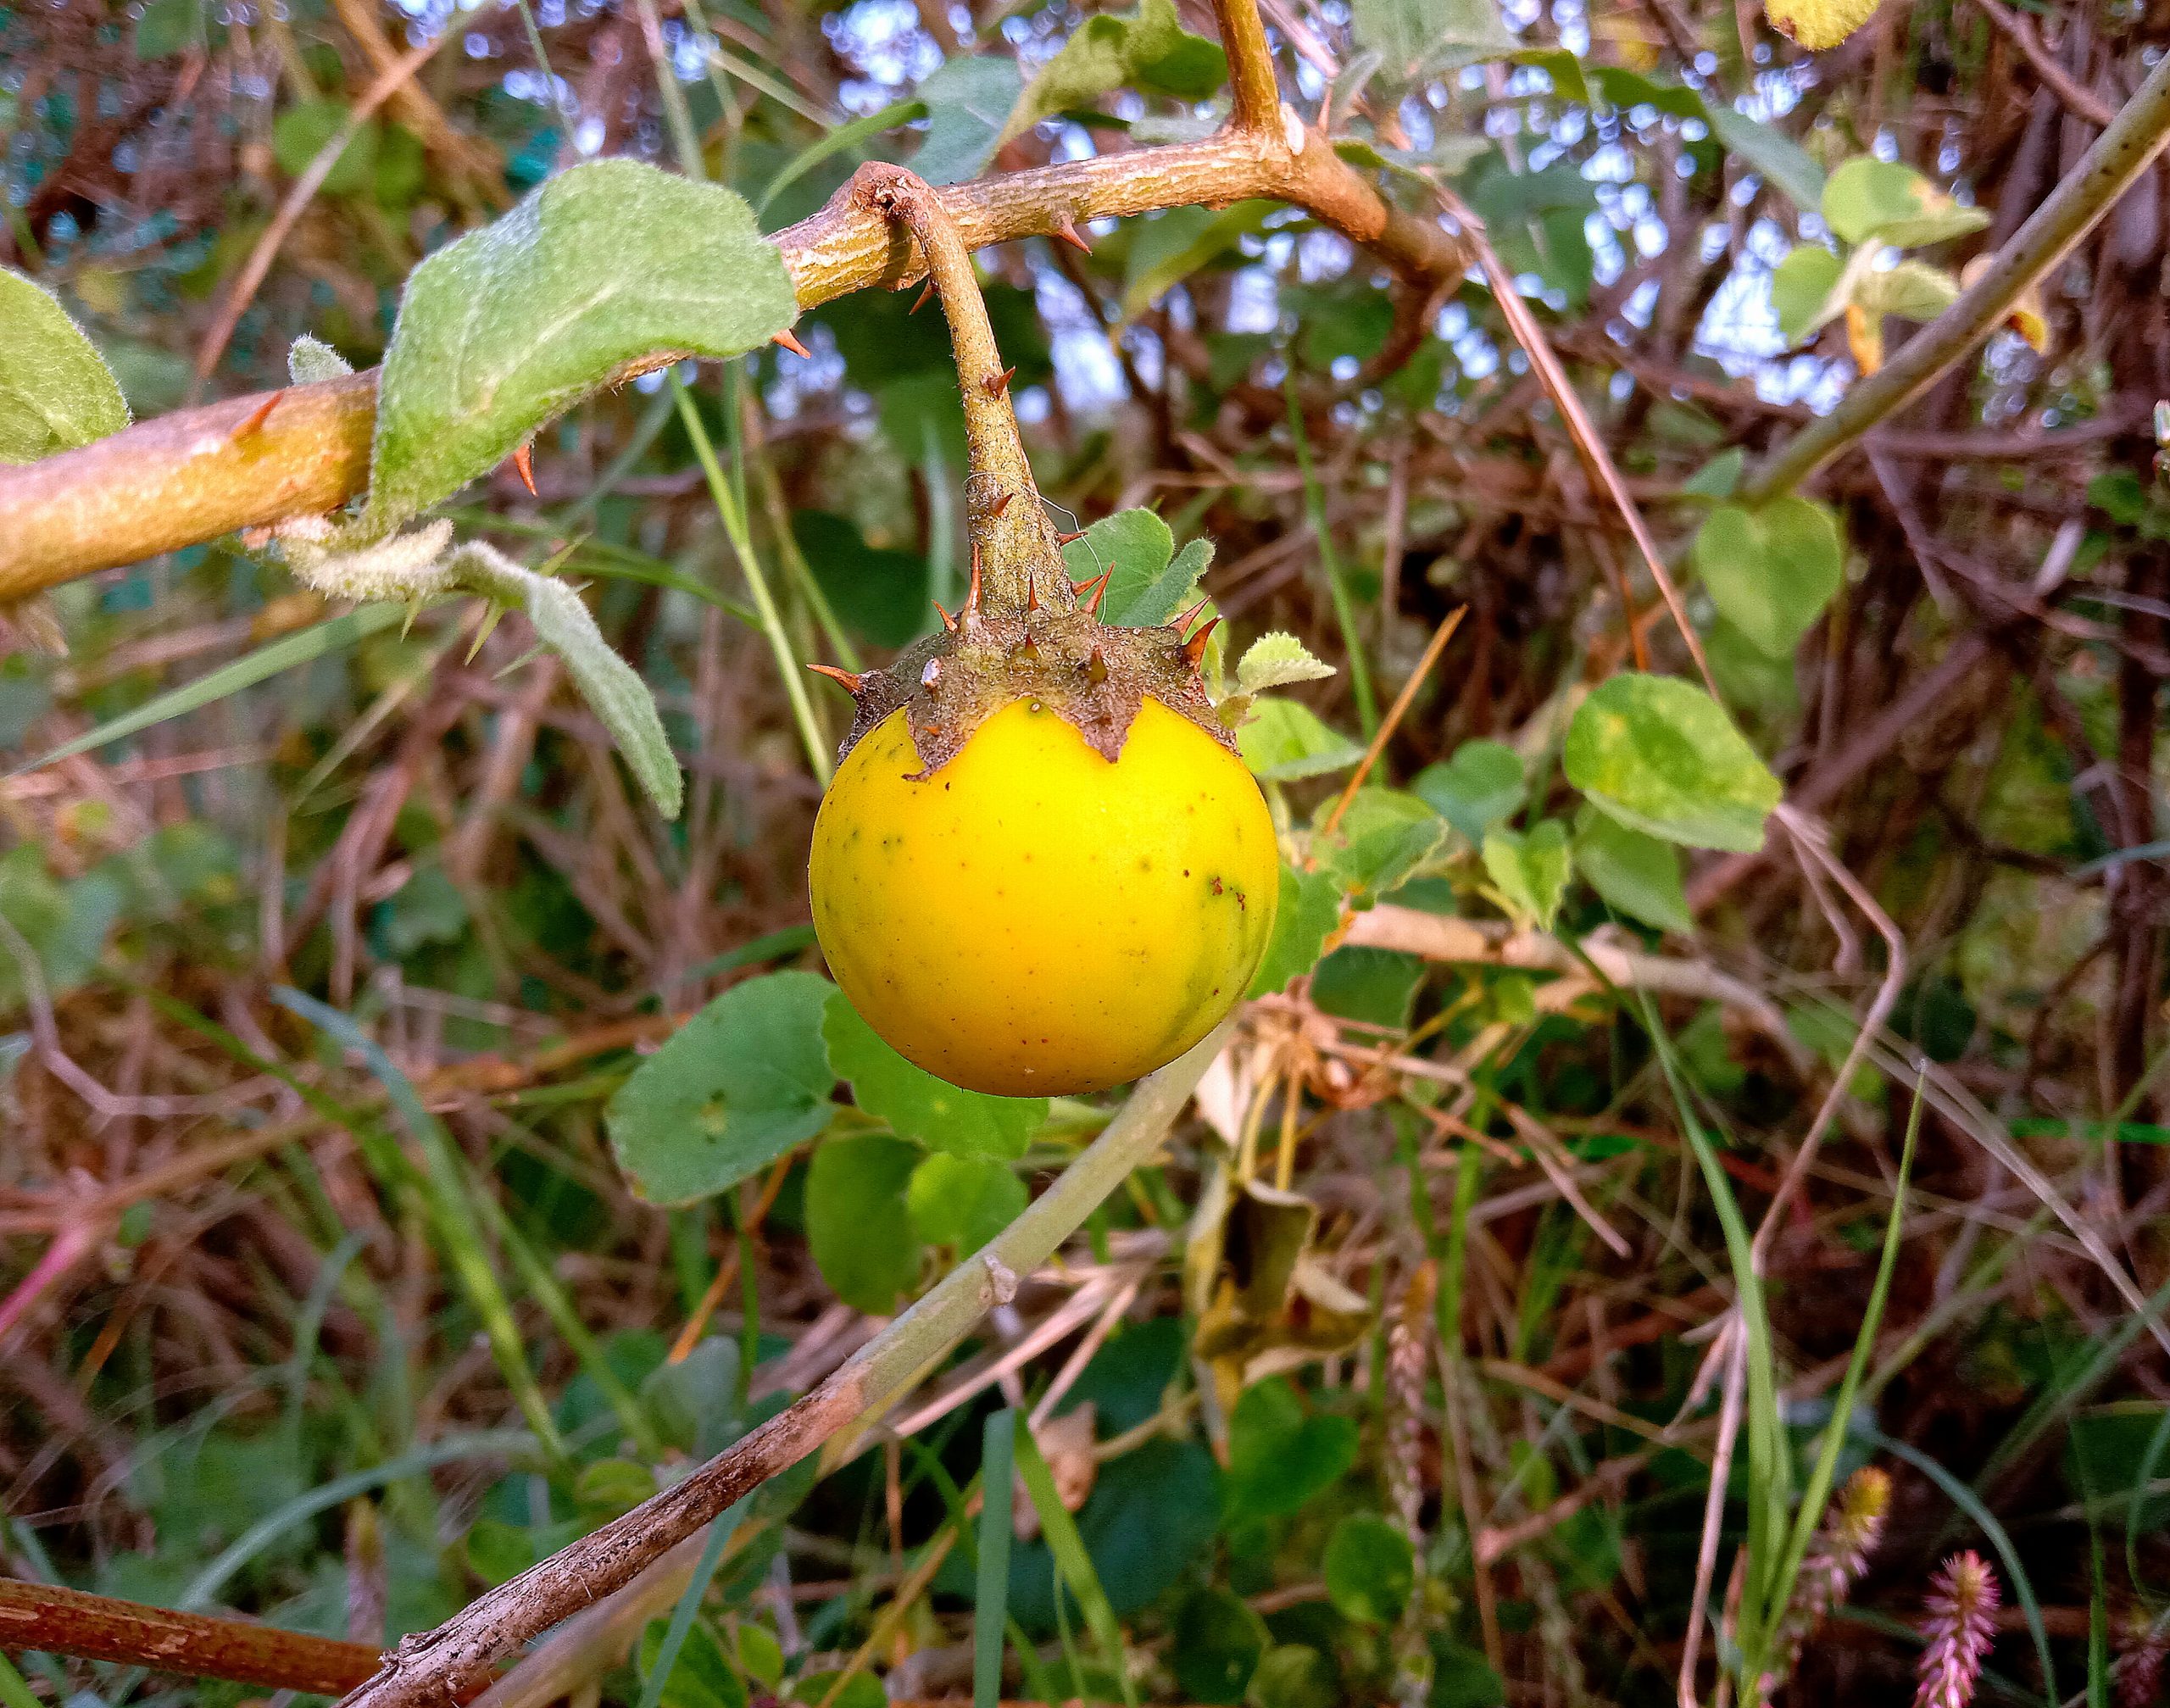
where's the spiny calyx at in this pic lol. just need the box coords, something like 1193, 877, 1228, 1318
820, 162, 1232, 777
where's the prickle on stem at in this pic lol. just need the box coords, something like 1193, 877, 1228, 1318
808, 663, 865, 693
772, 328, 813, 359
1182, 618, 1219, 668
982, 366, 1017, 398
1072, 570, 1110, 615
910, 279, 934, 314
510, 441, 538, 497
230, 390, 282, 439
1053, 218, 1091, 253
1172, 595, 1211, 635
1055, 530, 1086, 545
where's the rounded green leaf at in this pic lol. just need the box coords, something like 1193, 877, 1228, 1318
1564, 673, 1780, 854
1412, 738, 1526, 843
822, 988, 1045, 1159
1238, 698, 1366, 782
1572, 808, 1693, 934
1245, 1644, 1336, 1708
905, 1152, 1027, 1252
1770, 244, 1843, 345
604, 971, 837, 1205
1819, 157, 1990, 248
271, 101, 380, 197
366, 159, 796, 531
1322, 1512, 1415, 1625
805, 1132, 923, 1314
1224, 1377, 1357, 1519
1246, 863, 1343, 998
1690, 497, 1843, 659
1171, 1587, 1270, 1705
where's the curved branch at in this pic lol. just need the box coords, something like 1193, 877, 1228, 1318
0, 123, 1462, 602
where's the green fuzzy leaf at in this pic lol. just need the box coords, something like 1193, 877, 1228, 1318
1411, 738, 1525, 843
0, 269, 129, 465
822, 988, 1044, 1158
604, 971, 837, 1205
1246, 864, 1342, 997
1235, 632, 1336, 696
517, 570, 684, 816
912, 55, 1023, 186
1691, 497, 1844, 659
637, 1616, 747, 1708
287, 333, 354, 385
1314, 788, 1447, 902
1820, 158, 1989, 249
1350, 0, 1513, 82
1572, 807, 1693, 934
1771, 245, 1845, 345
1238, 698, 1364, 782
367, 159, 796, 531
1680, 448, 1744, 501
1323, 1513, 1415, 1625
1564, 673, 1780, 854
805, 1132, 922, 1314
906, 1152, 1027, 1251
1480, 819, 1571, 932
999, 0, 1226, 146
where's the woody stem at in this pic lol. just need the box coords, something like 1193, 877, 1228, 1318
851, 162, 1071, 617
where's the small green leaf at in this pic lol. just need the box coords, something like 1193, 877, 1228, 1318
911, 55, 1022, 186
1572, 806, 1693, 934
1247, 1645, 1336, 1708
1120, 203, 1275, 321
1323, 1513, 1415, 1625
906, 1152, 1027, 1251
1691, 497, 1844, 659
999, 0, 1227, 145
1771, 245, 1845, 345
1170, 1587, 1269, 1705
1314, 788, 1446, 901
1411, 738, 1525, 843
1224, 1377, 1356, 1518
515, 569, 683, 816
288, 333, 353, 385
604, 971, 837, 1205
367, 159, 796, 531
822, 988, 1045, 1159
1246, 864, 1342, 998
806, 1132, 922, 1314
1480, 819, 1571, 932
1820, 158, 1990, 249
1310, 946, 1424, 1028
1564, 673, 1780, 854
1350, 0, 1513, 81
1681, 448, 1744, 501
1235, 632, 1336, 696
1852, 258, 1962, 321
1061, 508, 1212, 627
1701, 103, 1825, 213
735, 1627, 783, 1690
1238, 698, 1364, 782
0, 269, 129, 465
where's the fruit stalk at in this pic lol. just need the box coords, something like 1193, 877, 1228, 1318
849, 163, 1073, 620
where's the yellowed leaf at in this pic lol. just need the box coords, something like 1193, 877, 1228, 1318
1845, 302, 1884, 376
1766, 0, 1881, 51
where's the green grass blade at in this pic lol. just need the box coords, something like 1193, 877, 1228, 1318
1861, 1427, 2056, 1703
976, 1410, 1017, 1708
275, 987, 571, 1465
1015, 1420, 1135, 1707
633, 1500, 748, 1708
1283, 372, 1377, 734
2126, 1405, 2170, 1595
1758, 1077, 1923, 1669
11, 604, 405, 776
759, 98, 923, 214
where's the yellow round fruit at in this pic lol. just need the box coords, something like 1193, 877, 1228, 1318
810, 695, 1279, 1096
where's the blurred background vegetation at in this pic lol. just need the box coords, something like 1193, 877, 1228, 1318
1, 0, 2167, 1701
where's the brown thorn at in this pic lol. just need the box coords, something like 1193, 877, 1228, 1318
1027, 576, 1039, 610
988, 491, 1013, 520
1182, 617, 1220, 667
230, 390, 282, 439
1053, 218, 1092, 253
1055, 530, 1087, 545
982, 365, 1016, 397
1084, 646, 1108, 684
965, 543, 982, 620
932, 600, 957, 632
807, 663, 864, 693
510, 441, 538, 497
909, 279, 934, 314
1076, 570, 1110, 615
1173, 595, 1211, 634
772, 328, 812, 359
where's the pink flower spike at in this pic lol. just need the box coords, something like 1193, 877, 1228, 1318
1913, 1551, 2000, 1708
